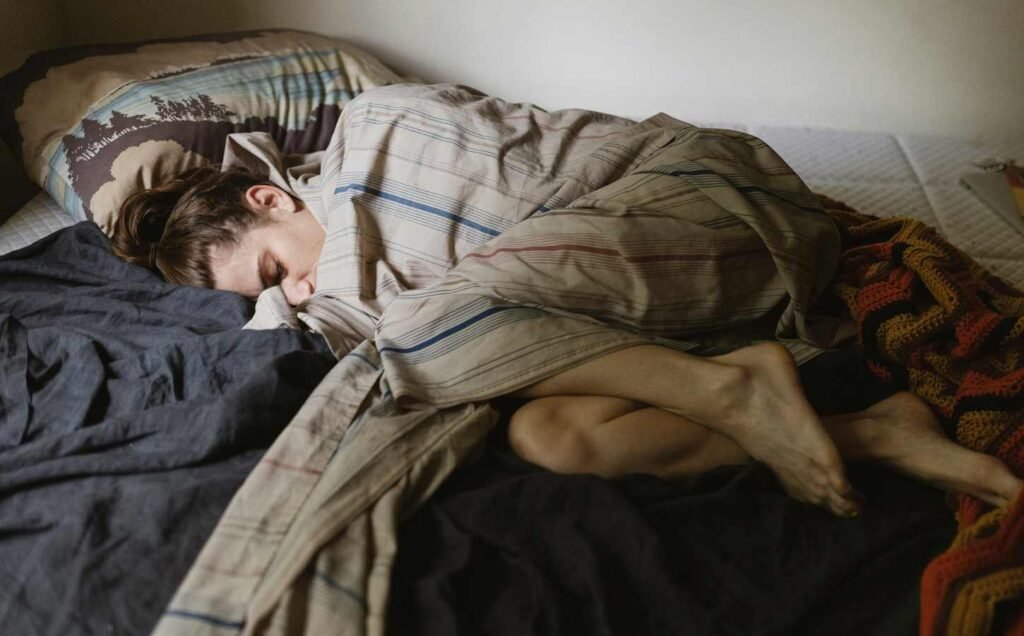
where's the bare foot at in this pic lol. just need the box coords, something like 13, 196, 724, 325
701, 342, 861, 517
850, 391, 1023, 508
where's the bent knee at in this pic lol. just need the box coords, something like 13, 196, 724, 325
508, 398, 596, 474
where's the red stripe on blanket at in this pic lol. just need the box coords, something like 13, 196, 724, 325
260, 458, 324, 476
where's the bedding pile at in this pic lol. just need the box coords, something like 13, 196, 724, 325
248, 83, 855, 378
823, 200, 1024, 634
3, 73, 1020, 634
151, 83, 1024, 636
0, 223, 335, 634
387, 351, 957, 636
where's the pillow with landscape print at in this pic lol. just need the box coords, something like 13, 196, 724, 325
0, 29, 405, 233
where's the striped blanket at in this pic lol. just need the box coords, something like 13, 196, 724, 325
153, 83, 865, 635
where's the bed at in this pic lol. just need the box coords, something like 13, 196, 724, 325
2, 29, 1023, 636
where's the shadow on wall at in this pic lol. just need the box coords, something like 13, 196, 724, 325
0, 141, 38, 220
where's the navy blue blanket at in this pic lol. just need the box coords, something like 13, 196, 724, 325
0, 222, 335, 635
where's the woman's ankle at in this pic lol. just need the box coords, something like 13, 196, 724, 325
668, 354, 752, 426
822, 413, 885, 462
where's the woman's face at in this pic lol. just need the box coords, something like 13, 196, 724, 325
210, 185, 325, 306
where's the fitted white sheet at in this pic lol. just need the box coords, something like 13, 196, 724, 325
709, 124, 1024, 289
0, 190, 73, 256
2, 126, 1023, 288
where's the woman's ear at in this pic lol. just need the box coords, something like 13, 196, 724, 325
245, 185, 297, 214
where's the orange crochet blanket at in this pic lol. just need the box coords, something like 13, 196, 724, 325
822, 201, 1024, 636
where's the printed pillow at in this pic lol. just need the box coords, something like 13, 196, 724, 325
0, 29, 405, 232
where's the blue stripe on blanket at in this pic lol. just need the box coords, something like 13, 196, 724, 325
314, 570, 369, 611
342, 171, 518, 231
163, 609, 244, 630
334, 183, 502, 237
665, 169, 824, 215
376, 295, 508, 343
347, 351, 381, 371
385, 311, 540, 364
379, 305, 517, 355
341, 191, 497, 243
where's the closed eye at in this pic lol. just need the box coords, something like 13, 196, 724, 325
258, 252, 285, 291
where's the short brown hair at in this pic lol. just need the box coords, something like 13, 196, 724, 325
111, 165, 273, 288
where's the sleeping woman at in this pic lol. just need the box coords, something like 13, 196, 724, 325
110, 84, 1022, 519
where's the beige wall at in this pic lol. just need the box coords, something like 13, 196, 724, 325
0, 0, 66, 75
0, 0, 68, 210
16, 0, 1024, 140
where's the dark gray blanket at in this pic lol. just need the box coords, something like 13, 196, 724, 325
0, 222, 334, 635
388, 348, 959, 636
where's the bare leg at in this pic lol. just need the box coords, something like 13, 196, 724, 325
828, 392, 1022, 508
513, 342, 857, 515
509, 397, 750, 482
509, 391, 1023, 516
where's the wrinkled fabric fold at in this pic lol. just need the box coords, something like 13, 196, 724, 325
235, 83, 855, 401
164, 84, 868, 636
822, 199, 1024, 636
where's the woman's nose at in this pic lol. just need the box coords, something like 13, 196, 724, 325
283, 277, 314, 306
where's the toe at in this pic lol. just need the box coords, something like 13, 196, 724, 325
826, 465, 855, 501
826, 488, 862, 518
824, 498, 856, 518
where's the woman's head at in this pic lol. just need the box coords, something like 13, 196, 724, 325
112, 165, 324, 305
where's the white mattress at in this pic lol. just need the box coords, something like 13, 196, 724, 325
2, 127, 1023, 288
703, 123, 1024, 289
0, 191, 74, 256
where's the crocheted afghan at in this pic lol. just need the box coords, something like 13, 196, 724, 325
821, 200, 1024, 636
